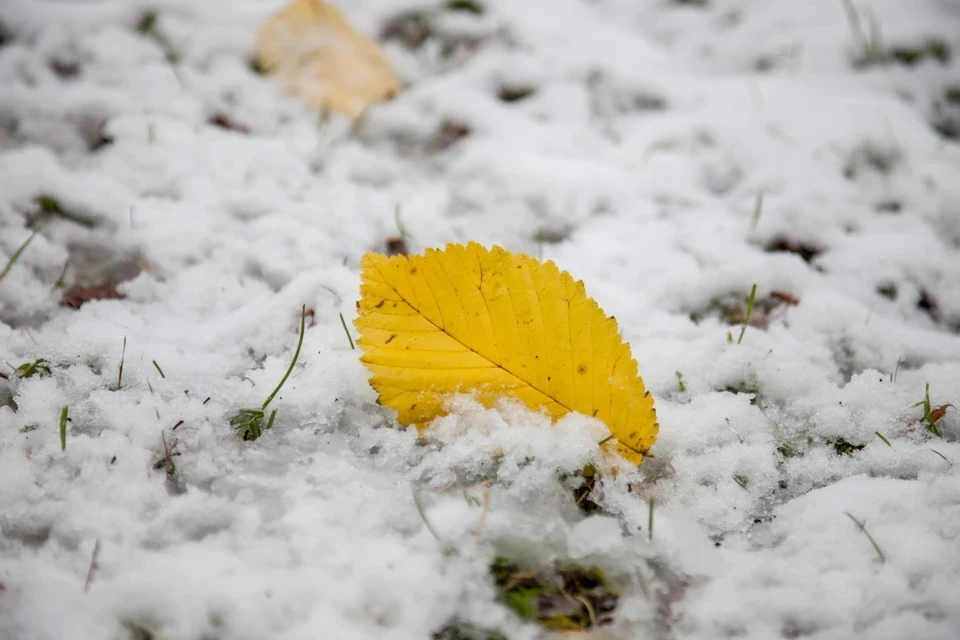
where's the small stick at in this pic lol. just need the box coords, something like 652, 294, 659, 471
83, 539, 101, 593
648, 497, 655, 541
116, 337, 127, 390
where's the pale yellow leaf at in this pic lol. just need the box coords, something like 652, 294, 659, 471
353, 242, 659, 465
256, 0, 400, 118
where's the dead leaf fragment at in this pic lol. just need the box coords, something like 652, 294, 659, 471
770, 290, 800, 306
63, 283, 125, 309
930, 404, 954, 425
207, 112, 250, 134
256, 0, 401, 118
385, 237, 408, 256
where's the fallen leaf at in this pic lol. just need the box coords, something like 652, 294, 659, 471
354, 242, 659, 464
766, 236, 820, 263
770, 290, 800, 306
430, 120, 471, 151
930, 404, 954, 425
62, 283, 125, 308
256, 0, 400, 118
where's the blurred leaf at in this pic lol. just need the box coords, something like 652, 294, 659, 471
257, 0, 400, 118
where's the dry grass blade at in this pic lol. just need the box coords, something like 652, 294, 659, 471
845, 512, 886, 563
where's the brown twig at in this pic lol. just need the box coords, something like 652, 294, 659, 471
83, 538, 101, 593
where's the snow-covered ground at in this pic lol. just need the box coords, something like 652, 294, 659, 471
2, 0, 960, 638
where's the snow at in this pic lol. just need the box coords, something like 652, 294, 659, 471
1, 0, 960, 638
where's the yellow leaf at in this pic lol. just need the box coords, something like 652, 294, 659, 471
354, 242, 659, 465
256, 0, 400, 118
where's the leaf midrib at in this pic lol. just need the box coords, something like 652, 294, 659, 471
372, 259, 573, 414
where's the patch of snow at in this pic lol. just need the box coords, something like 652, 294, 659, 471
1, 0, 959, 638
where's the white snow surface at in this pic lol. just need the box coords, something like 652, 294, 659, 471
1, 0, 960, 638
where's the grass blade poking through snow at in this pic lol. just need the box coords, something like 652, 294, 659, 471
889, 356, 902, 383
749, 192, 764, 232
845, 512, 885, 563
230, 305, 306, 441
339, 312, 355, 350
737, 284, 758, 345
840, 0, 886, 67
116, 336, 127, 390
912, 382, 952, 438
0, 225, 44, 285
648, 498, 654, 541
930, 449, 951, 465
260, 306, 306, 410
874, 431, 892, 447
412, 486, 447, 549
59, 406, 69, 451
83, 539, 101, 593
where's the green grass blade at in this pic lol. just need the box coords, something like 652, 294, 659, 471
59, 406, 69, 451
930, 449, 950, 464
750, 193, 764, 231
339, 312, 355, 350
737, 284, 758, 345
262, 305, 307, 410
0, 225, 44, 283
